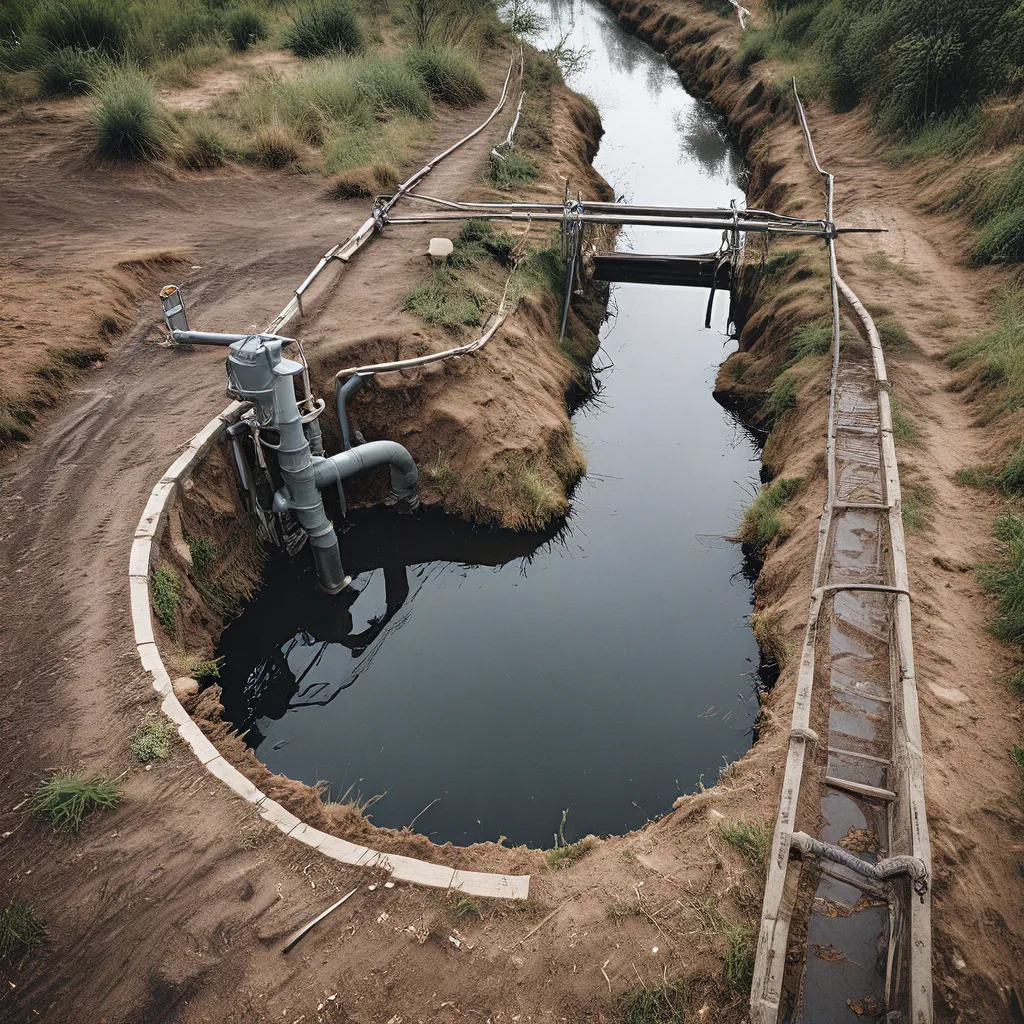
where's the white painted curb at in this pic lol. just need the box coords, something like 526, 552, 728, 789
129, 404, 530, 900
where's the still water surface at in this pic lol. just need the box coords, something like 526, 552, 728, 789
218, 0, 761, 847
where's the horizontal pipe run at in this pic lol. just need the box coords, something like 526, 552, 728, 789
385, 211, 836, 235
312, 441, 419, 507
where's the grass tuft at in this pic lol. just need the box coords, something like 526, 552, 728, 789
767, 369, 798, 420
429, 450, 456, 495
36, 45, 98, 96
616, 980, 689, 1024
188, 536, 216, 574
901, 482, 934, 534
489, 148, 537, 191
977, 513, 1024, 646
285, 0, 364, 59
176, 118, 227, 170
890, 396, 917, 443
406, 46, 484, 107
90, 65, 170, 161
0, 900, 45, 963
788, 317, 831, 361
226, 6, 266, 52
151, 565, 180, 633
130, 716, 176, 762
454, 896, 480, 918
546, 809, 593, 869
32, 770, 122, 833
715, 819, 771, 868
737, 477, 802, 552
723, 922, 756, 989
246, 123, 301, 169
946, 288, 1024, 411
1011, 745, 1024, 769
749, 610, 790, 668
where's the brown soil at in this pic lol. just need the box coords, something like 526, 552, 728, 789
2, 7, 1022, 1024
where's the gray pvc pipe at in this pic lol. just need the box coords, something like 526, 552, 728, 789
335, 374, 367, 451
312, 441, 419, 509
791, 831, 929, 894
270, 371, 349, 594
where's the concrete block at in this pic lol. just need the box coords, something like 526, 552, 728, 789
162, 447, 198, 484
129, 574, 154, 646
317, 834, 372, 865
379, 854, 455, 889
259, 798, 301, 834
136, 479, 176, 540
290, 823, 328, 851
160, 692, 193, 727
128, 536, 152, 579
450, 869, 530, 901
137, 642, 172, 696
177, 720, 220, 765
204, 755, 262, 804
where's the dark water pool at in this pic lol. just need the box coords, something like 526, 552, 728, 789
217, 0, 762, 848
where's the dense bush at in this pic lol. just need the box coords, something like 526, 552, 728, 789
406, 46, 484, 107
91, 65, 170, 160
284, 0, 363, 59
226, 6, 266, 52
29, 0, 131, 57
36, 44, 96, 94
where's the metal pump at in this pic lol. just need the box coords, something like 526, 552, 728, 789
159, 286, 419, 593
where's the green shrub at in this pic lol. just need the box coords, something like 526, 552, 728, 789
404, 268, 484, 327
131, 717, 176, 762
489, 148, 536, 191
30, 0, 132, 58
448, 218, 515, 268
348, 53, 432, 119
0, 900, 44, 963
188, 535, 216, 573
36, 45, 98, 95
246, 122, 301, 168
946, 288, 1024, 410
405, 46, 484, 106
151, 565, 180, 632
737, 477, 802, 552
32, 770, 122, 833
226, 6, 266, 52
176, 118, 227, 169
285, 0, 364, 59
91, 66, 170, 160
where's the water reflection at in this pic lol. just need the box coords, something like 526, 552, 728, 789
674, 105, 745, 185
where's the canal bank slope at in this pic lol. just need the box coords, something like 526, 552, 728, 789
596, 0, 1024, 1018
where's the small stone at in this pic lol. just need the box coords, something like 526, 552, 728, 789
172, 677, 199, 701
428, 237, 454, 261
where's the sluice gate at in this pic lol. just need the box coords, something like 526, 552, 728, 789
152, 48, 930, 1020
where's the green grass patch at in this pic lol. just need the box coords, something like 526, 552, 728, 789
902, 482, 934, 534
454, 896, 480, 919
788, 317, 832, 362
767, 369, 798, 421
891, 396, 917, 443
130, 716, 176, 762
0, 900, 44, 963
176, 117, 228, 170
428, 450, 456, 495
946, 288, 1024, 411
32, 770, 122, 833
877, 315, 911, 349
489, 148, 537, 191
36, 44, 99, 96
246, 122, 301, 168
285, 0, 364, 59
737, 477, 802, 552
546, 809, 593, 869
406, 46, 484, 107
1011, 745, 1024, 769
715, 819, 771, 868
955, 464, 1000, 489
864, 249, 921, 283
91, 65, 170, 161
723, 922, 756, 989
151, 565, 180, 633
978, 513, 1024, 647
403, 267, 484, 327
1001, 443, 1024, 496
188, 536, 216, 574
615, 980, 689, 1024
881, 112, 985, 166
1009, 668, 1024, 700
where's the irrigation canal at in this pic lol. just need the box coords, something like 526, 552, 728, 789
218, 0, 764, 848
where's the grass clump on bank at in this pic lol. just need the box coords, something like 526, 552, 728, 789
616, 980, 689, 1024
946, 288, 1024, 412
977, 513, 1024, 648
546, 809, 593, 869
737, 477, 801, 552
405, 46, 484, 106
130, 716, 176, 762
226, 6, 266, 53
716, 819, 771, 868
32, 770, 122, 833
90, 65, 170, 160
151, 565, 180, 633
0, 900, 45, 963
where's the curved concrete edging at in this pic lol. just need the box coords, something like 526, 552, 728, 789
129, 403, 530, 900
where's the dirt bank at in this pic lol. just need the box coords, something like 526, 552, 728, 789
595, 0, 1024, 1018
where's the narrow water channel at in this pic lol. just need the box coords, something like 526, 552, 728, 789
217, 0, 761, 848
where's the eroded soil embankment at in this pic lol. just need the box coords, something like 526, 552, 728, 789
597, 0, 1024, 1018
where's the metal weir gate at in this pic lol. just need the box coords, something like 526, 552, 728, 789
156, 53, 931, 1021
